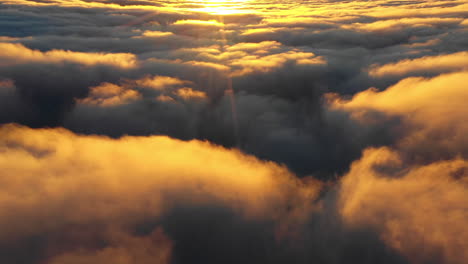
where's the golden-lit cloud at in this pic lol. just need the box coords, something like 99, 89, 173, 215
175, 87, 207, 100
230, 50, 326, 76
0, 0, 467, 262
77, 76, 206, 107
156, 94, 176, 102
134, 75, 191, 90
77, 83, 141, 107
144, 41, 326, 77
343, 17, 464, 32
369, 52, 468, 77
333, 71, 467, 115
182, 60, 230, 71
241, 27, 288, 36
0, 43, 138, 69
332, 71, 467, 127
331, 71, 468, 158
0, 124, 321, 242
173, 19, 224, 27
339, 147, 468, 264
138, 31, 174, 38
226, 41, 281, 52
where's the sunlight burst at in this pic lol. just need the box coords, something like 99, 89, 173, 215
189, 0, 252, 15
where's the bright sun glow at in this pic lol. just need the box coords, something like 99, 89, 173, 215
189, 0, 252, 15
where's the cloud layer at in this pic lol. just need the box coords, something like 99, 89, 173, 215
0, 0, 467, 263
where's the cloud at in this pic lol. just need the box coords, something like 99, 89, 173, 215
175, 87, 207, 100
229, 49, 326, 77
0, 0, 465, 178
0, 43, 138, 69
0, 1, 467, 262
0, 124, 433, 264
331, 71, 468, 162
173, 19, 224, 27
133, 75, 191, 90
77, 82, 141, 106
339, 147, 468, 264
48, 228, 172, 264
342, 17, 464, 33
0, 124, 320, 264
368, 51, 468, 77
138, 30, 174, 38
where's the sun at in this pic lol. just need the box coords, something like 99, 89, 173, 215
201, 0, 249, 2
189, 0, 252, 15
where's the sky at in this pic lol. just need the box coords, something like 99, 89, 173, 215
0, 0, 467, 263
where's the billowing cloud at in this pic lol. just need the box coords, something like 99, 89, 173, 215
0, 124, 320, 264
329, 70, 468, 263
332, 71, 468, 162
0, 0, 467, 263
339, 147, 468, 264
